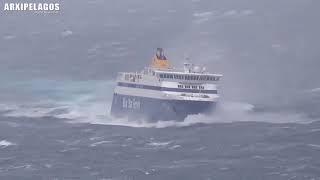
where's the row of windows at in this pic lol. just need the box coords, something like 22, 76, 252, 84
177, 85, 205, 89
159, 74, 219, 81
117, 82, 218, 94
124, 74, 142, 82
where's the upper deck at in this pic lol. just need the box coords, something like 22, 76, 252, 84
113, 48, 222, 102
155, 69, 222, 82
117, 68, 222, 84
116, 48, 222, 85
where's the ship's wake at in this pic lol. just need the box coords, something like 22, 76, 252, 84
84, 101, 312, 128
0, 79, 316, 128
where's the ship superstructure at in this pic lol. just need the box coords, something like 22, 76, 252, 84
110, 48, 222, 121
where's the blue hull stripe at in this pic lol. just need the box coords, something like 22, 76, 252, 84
110, 93, 216, 121
117, 82, 217, 94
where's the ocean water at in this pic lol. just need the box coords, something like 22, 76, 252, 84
0, 78, 319, 180
1, 0, 320, 179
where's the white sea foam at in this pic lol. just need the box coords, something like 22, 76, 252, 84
193, 11, 214, 24
0, 79, 314, 128
222, 9, 255, 17
90, 141, 112, 147
307, 144, 320, 149
169, 145, 181, 150
310, 129, 320, 132
307, 88, 320, 93
193, 12, 213, 18
0, 80, 113, 121
61, 30, 73, 37
4, 105, 66, 118
0, 103, 18, 112
0, 140, 16, 147
241, 9, 254, 16
2, 98, 312, 128
223, 10, 238, 17
3, 35, 16, 40
85, 100, 313, 128
147, 141, 172, 147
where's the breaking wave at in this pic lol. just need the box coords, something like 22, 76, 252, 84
0, 79, 316, 128
0, 140, 16, 148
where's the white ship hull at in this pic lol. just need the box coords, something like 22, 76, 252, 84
109, 48, 222, 121
110, 82, 219, 121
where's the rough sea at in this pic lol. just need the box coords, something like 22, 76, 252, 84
1, 0, 320, 179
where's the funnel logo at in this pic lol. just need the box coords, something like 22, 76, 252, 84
3, 3, 60, 12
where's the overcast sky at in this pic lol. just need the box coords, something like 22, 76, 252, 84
0, 0, 319, 104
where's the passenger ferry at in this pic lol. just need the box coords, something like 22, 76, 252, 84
110, 48, 222, 121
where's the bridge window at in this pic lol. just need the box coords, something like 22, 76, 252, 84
185, 85, 190, 88
125, 74, 129, 80
178, 85, 183, 88
192, 85, 197, 89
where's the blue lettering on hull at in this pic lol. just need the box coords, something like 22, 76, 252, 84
110, 94, 216, 121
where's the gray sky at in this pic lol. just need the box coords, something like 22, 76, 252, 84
0, 0, 319, 105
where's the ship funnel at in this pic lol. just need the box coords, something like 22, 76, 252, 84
151, 48, 171, 69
